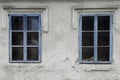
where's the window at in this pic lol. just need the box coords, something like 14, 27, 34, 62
79, 14, 113, 63
9, 14, 42, 62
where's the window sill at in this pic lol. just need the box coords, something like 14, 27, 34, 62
82, 65, 114, 72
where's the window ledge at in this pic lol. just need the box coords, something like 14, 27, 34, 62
82, 65, 114, 72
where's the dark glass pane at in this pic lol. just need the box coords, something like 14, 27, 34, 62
98, 16, 110, 30
12, 16, 23, 30
98, 47, 109, 61
82, 47, 94, 61
27, 32, 39, 45
12, 32, 23, 45
82, 16, 94, 31
27, 16, 39, 30
27, 47, 39, 61
82, 32, 94, 46
98, 32, 109, 46
12, 47, 23, 60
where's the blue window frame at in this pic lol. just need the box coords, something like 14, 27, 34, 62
9, 14, 42, 63
79, 14, 113, 64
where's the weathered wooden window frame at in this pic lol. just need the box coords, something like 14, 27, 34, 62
9, 14, 42, 63
79, 14, 113, 64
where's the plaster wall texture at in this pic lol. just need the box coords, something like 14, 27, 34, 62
0, 1, 120, 80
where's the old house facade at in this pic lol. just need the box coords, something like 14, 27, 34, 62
0, 0, 120, 80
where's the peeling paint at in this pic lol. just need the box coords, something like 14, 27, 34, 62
0, 1, 120, 80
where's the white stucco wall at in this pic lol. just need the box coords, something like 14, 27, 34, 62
0, 1, 120, 80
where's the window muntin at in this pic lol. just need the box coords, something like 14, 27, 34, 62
79, 14, 112, 63
9, 14, 41, 62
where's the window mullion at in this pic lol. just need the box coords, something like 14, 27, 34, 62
79, 15, 82, 63
23, 15, 27, 62
110, 15, 113, 63
39, 15, 42, 62
9, 15, 12, 62
94, 15, 98, 63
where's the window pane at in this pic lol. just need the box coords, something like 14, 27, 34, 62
12, 16, 23, 30
98, 47, 109, 61
27, 47, 39, 61
82, 16, 94, 31
82, 32, 94, 46
27, 32, 39, 45
98, 16, 110, 30
12, 47, 23, 60
27, 16, 39, 30
98, 32, 109, 46
82, 47, 94, 61
12, 32, 23, 45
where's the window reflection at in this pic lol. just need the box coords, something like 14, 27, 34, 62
27, 16, 39, 30
27, 32, 39, 45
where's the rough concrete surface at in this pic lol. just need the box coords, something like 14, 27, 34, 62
0, 1, 120, 80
